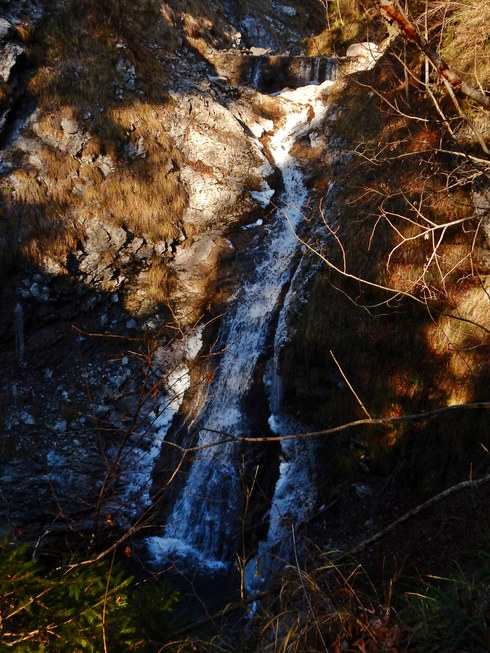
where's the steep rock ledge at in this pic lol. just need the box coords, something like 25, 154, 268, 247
0, 3, 288, 543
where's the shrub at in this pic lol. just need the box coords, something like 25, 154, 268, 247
0, 533, 134, 651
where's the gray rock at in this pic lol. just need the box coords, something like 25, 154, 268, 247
0, 42, 24, 83
163, 90, 274, 231
241, 16, 278, 50
126, 235, 145, 254
96, 154, 115, 177
124, 136, 146, 159
0, 18, 14, 41
61, 117, 79, 134
55, 419, 67, 432
249, 46, 270, 56
116, 57, 136, 90
346, 42, 382, 61
277, 5, 297, 17
33, 118, 87, 157
353, 483, 373, 499
29, 281, 41, 297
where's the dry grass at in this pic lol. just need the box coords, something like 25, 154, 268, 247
0, 81, 10, 107
141, 256, 174, 306
240, 554, 405, 653
305, 0, 384, 55
1, 0, 192, 275
437, 0, 490, 86
284, 2, 489, 495
172, 0, 236, 55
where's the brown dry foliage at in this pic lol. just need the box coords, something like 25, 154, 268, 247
1, 0, 191, 274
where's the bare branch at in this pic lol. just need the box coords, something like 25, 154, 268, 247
330, 350, 372, 419
374, 0, 490, 110
344, 472, 490, 559
282, 207, 490, 335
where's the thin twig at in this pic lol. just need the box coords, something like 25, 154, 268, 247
330, 350, 372, 418
102, 548, 116, 653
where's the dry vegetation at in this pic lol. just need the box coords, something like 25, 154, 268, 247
0, 0, 191, 278
306, 0, 386, 55
0, 1, 488, 649
284, 0, 489, 526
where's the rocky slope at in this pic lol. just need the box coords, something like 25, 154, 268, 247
0, 0, 337, 545
0, 0, 488, 597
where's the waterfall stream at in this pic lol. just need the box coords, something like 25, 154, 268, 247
147, 80, 334, 571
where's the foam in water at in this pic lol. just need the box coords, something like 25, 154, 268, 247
104, 326, 204, 521
147, 82, 332, 569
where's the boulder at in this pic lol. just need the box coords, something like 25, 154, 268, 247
346, 41, 382, 61
0, 41, 24, 82
171, 233, 236, 317
163, 90, 274, 231
0, 17, 13, 41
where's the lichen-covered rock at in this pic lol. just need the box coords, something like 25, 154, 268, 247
164, 88, 275, 231
170, 233, 235, 316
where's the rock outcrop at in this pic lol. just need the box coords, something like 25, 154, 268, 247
164, 86, 275, 232
0, 0, 287, 541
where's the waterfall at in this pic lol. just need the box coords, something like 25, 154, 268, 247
250, 58, 263, 88
245, 263, 318, 586
244, 55, 339, 92
298, 57, 310, 85
313, 57, 322, 84
147, 81, 334, 571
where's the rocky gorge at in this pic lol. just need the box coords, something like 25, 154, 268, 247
0, 0, 489, 648
0, 0, 360, 552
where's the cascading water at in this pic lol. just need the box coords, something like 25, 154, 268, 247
245, 55, 338, 92
147, 80, 334, 571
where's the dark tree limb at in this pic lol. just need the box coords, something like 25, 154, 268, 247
321, 473, 490, 566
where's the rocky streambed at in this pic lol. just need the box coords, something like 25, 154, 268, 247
0, 0, 364, 563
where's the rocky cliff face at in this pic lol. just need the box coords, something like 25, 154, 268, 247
1, 0, 488, 597
0, 0, 332, 544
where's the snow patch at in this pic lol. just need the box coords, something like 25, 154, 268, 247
250, 183, 275, 207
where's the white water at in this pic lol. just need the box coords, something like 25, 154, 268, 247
106, 327, 204, 522
244, 264, 318, 591
147, 82, 333, 570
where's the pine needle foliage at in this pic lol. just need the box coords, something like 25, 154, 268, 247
0, 533, 135, 651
